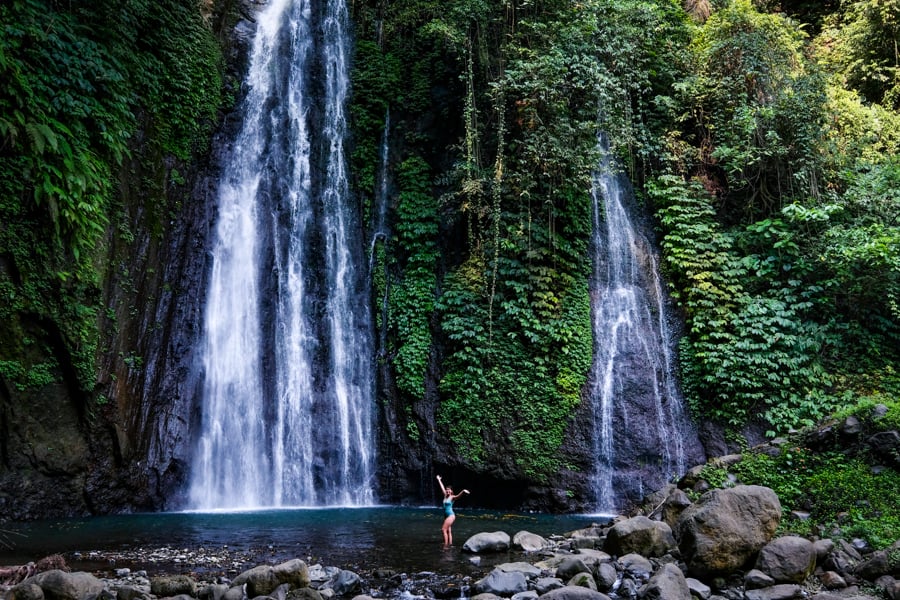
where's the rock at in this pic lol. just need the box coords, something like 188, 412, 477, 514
555, 558, 592, 582
534, 578, 564, 595
856, 548, 900, 580
113, 585, 151, 600
841, 416, 861, 435
223, 586, 245, 600
813, 539, 835, 562
743, 584, 803, 600
660, 488, 692, 529
350, 596, 375, 600
593, 564, 616, 592
164, 594, 195, 600
512, 593, 539, 600
25, 571, 105, 600
475, 569, 528, 596
324, 571, 360, 597
286, 591, 322, 600
822, 550, 856, 574
674, 485, 781, 577
755, 536, 816, 583
273, 560, 310, 589
536, 586, 610, 600
639, 563, 690, 600
744, 569, 775, 590
566, 572, 597, 591
463, 532, 511, 553
875, 575, 900, 600
867, 431, 900, 464
513, 531, 551, 552
496, 563, 542, 579
686, 577, 711, 600
603, 516, 676, 558
818, 571, 847, 589
6, 583, 44, 600
232, 560, 309, 598
617, 553, 652, 580
566, 527, 604, 549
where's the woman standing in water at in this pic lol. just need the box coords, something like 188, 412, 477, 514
436, 474, 470, 545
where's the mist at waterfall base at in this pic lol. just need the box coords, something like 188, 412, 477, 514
0, 508, 600, 575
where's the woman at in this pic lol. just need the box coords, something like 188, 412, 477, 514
436, 474, 470, 545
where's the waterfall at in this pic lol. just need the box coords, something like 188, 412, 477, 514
189, 0, 375, 510
588, 134, 694, 513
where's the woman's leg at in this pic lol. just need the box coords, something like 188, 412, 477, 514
442, 515, 455, 545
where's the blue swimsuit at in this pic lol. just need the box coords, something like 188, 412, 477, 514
443, 498, 454, 517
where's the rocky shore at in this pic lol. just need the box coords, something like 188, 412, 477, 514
3, 484, 900, 600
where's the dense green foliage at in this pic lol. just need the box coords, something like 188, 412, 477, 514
0, 0, 225, 395
348, 0, 900, 477
696, 398, 900, 548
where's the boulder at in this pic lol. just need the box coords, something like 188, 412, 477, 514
743, 584, 803, 600
617, 554, 652, 580
463, 532, 511, 553
566, 573, 596, 591
744, 569, 776, 590
856, 548, 900, 580
536, 587, 610, 600
594, 564, 616, 592
496, 563, 542, 579
25, 571, 105, 600
603, 516, 676, 558
685, 577, 711, 600
755, 536, 816, 583
674, 485, 781, 577
273, 560, 310, 589
639, 563, 690, 600
813, 539, 835, 562
511, 593, 539, 600
513, 531, 551, 552
818, 571, 847, 589
6, 583, 45, 600
660, 488, 692, 529
534, 578, 564, 595
324, 571, 360, 597
475, 569, 527, 596
555, 558, 592, 582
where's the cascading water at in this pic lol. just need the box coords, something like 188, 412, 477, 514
189, 0, 375, 510
588, 134, 698, 513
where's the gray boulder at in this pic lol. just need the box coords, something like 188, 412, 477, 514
24, 571, 105, 600
511, 592, 539, 600
232, 560, 310, 598
513, 531, 551, 552
6, 583, 44, 600
685, 577, 711, 600
856, 548, 900, 580
536, 587, 610, 600
594, 564, 616, 592
324, 571, 360, 597
603, 516, 676, 558
565, 574, 596, 591
639, 563, 690, 600
475, 569, 527, 596
744, 569, 776, 590
496, 563, 542, 579
755, 536, 816, 583
675, 485, 781, 577
464, 531, 511, 553
555, 558, 592, 582
743, 584, 803, 600
534, 578, 564, 595
617, 554, 652, 580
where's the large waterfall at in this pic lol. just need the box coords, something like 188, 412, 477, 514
189, 0, 375, 510
588, 134, 699, 513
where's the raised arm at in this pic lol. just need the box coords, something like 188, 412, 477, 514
452, 489, 470, 500
436, 474, 447, 495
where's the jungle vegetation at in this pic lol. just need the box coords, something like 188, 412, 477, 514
0, 0, 898, 526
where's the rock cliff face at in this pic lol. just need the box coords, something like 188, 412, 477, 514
0, 0, 708, 520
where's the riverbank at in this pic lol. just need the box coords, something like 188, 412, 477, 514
4, 485, 900, 600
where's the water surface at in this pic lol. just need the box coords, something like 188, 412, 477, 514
0, 507, 602, 576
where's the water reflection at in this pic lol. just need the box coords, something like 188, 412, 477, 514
0, 508, 600, 575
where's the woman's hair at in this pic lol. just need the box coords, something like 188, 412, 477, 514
445, 486, 453, 494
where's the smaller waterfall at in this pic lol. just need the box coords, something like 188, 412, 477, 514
589, 134, 695, 513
